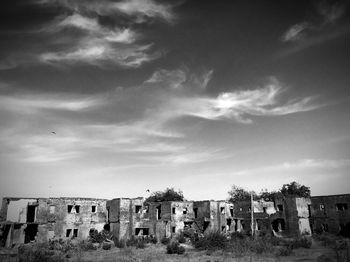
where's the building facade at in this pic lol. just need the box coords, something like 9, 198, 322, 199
311, 194, 350, 235
0, 197, 107, 247
1, 194, 349, 247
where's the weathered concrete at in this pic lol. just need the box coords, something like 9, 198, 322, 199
1, 193, 348, 246
0, 197, 107, 247
193, 200, 235, 234
311, 194, 350, 235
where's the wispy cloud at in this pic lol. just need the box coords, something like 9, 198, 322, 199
38, 0, 176, 23
168, 77, 321, 123
4, 0, 177, 69
280, 1, 348, 54
0, 93, 103, 112
39, 7, 163, 67
281, 22, 311, 42
110, 0, 175, 22
0, 71, 324, 164
317, 0, 347, 25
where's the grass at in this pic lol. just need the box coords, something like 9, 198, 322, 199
2, 232, 345, 262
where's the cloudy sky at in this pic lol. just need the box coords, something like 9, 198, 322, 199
1, 0, 350, 200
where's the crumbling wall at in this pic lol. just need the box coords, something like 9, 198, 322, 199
283, 197, 311, 236
0, 197, 107, 246
311, 194, 350, 234
5, 199, 38, 223
170, 201, 194, 234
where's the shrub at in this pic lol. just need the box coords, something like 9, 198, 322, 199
161, 237, 171, 245
227, 237, 250, 257
184, 227, 199, 243
149, 237, 158, 244
124, 237, 148, 249
292, 236, 312, 249
18, 243, 65, 262
275, 245, 293, 256
177, 246, 186, 254
230, 231, 246, 240
166, 241, 185, 254
313, 232, 338, 247
114, 238, 126, 248
78, 240, 97, 251
249, 238, 273, 254
178, 231, 186, 243
317, 254, 334, 262
136, 240, 146, 249
102, 241, 113, 250
126, 237, 138, 247
194, 231, 227, 250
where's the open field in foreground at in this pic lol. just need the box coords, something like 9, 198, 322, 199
0, 239, 344, 262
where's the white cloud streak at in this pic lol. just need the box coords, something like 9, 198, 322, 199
167, 77, 321, 123
281, 1, 348, 48
35, 0, 176, 67
281, 22, 310, 42
39, 0, 175, 22
0, 93, 103, 112
0, 71, 323, 164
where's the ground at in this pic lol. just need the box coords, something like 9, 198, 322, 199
71, 241, 337, 262
0, 239, 342, 262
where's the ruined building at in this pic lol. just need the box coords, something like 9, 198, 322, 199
0, 197, 107, 247
310, 194, 350, 235
233, 197, 312, 237
1, 193, 349, 247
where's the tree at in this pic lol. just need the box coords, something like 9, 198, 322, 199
145, 187, 184, 203
227, 185, 257, 202
259, 189, 283, 201
280, 181, 311, 198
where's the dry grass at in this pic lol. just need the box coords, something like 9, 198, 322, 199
68, 240, 338, 262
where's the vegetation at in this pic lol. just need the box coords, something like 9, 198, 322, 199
228, 181, 311, 203
281, 181, 311, 198
166, 241, 186, 254
190, 231, 314, 258
194, 231, 227, 250
227, 185, 257, 202
145, 187, 184, 203
12, 232, 343, 262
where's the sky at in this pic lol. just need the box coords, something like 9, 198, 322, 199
0, 0, 350, 201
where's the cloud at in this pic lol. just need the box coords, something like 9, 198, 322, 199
110, 0, 175, 22
5, 0, 177, 68
40, 42, 161, 68
38, 0, 175, 23
281, 22, 310, 42
168, 77, 321, 123
0, 93, 103, 112
282, 159, 350, 169
0, 71, 323, 165
39, 11, 162, 67
317, 0, 347, 25
234, 158, 350, 177
281, 0, 348, 52
145, 69, 187, 89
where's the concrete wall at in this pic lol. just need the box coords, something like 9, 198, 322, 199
2, 193, 349, 245
311, 194, 350, 234
0, 197, 107, 247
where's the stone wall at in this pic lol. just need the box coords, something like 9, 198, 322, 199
311, 194, 350, 234
0, 197, 107, 247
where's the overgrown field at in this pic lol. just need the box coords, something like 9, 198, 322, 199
0, 232, 349, 262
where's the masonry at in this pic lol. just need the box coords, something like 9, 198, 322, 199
1, 194, 349, 247
310, 194, 350, 235
0, 197, 107, 247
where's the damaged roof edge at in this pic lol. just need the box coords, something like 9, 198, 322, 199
3, 197, 109, 201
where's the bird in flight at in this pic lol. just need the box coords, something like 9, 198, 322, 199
51, 131, 56, 135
